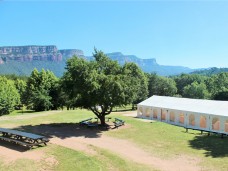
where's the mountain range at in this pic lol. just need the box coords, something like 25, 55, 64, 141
0, 45, 195, 77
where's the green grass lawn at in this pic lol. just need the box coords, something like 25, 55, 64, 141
0, 109, 228, 170
105, 114, 228, 170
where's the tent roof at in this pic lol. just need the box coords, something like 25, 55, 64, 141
138, 95, 228, 116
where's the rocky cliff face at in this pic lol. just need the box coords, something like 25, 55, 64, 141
59, 49, 84, 59
0, 45, 195, 76
0, 45, 84, 63
0, 45, 62, 62
105, 52, 158, 71
103, 52, 193, 75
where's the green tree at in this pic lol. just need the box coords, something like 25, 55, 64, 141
62, 49, 138, 125
31, 89, 53, 111
123, 63, 148, 109
25, 69, 59, 111
14, 79, 27, 108
0, 77, 20, 115
173, 74, 207, 96
206, 72, 228, 97
213, 91, 228, 101
182, 81, 210, 99
148, 73, 177, 96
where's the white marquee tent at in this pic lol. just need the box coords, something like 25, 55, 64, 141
137, 95, 228, 135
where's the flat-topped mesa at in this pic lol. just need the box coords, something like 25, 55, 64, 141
58, 49, 84, 58
0, 45, 62, 62
105, 52, 158, 66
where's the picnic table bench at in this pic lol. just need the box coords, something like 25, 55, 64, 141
79, 118, 99, 128
0, 128, 49, 149
113, 118, 125, 128
94, 117, 112, 122
79, 118, 93, 126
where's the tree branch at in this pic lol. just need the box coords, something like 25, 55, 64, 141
89, 106, 100, 117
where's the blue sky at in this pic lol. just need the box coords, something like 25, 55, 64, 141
0, 1, 228, 68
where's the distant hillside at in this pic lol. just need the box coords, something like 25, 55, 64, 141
190, 67, 228, 76
0, 46, 84, 77
0, 45, 195, 77
88, 52, 194, 76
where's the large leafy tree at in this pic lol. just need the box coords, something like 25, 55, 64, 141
0, 76, 20, 115
147, 73, 177, 97
173, 74, 207, 96
62, 49, 137, 125
122, 63, 148, 109
182, 81, 210, 99
206, 72, 228, 97
25, 69, 59, 111
204, 72, 228, 100
14, 79, 27, 108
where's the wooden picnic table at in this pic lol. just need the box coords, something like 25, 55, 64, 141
94, 117, 112, 122
113, 118, 125, 128
0, 128, 49, 148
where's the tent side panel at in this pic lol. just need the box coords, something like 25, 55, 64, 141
137, 103, 228, 135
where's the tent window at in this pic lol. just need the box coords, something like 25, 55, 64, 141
179, 113, 184, 124
153, 109, 158, 119
161, 109, 166, 120
212, 117, 220, 131
170, 111, 175, 122
139, 107, 143, 116
145, 108, 150, 117
200, 116, 206, 128
189, 114, 195, 126
225, 120, 228, 132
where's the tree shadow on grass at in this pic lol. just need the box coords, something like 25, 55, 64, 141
188, 134, 228, 158
16, 110, 36, 114
15, 122, 109, 140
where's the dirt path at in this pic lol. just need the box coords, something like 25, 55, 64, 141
50, 132, 201, 171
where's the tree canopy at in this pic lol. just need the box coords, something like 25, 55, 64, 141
123, 62, 148, 108
62, 49, 146, 125
148, 73, 177, 97
0, 76, 20, 115
182, 81, 210, 99
25, 69, 59, 111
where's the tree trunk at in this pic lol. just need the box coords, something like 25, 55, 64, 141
99, 114, 106, 126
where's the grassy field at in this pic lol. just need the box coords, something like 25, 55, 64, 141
0, 109, 228, 170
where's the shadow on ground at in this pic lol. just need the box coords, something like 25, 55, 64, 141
15, 123, 111, 140
16, 110, 36, 114
0, 140, 28, 152
188, 134, 228, 158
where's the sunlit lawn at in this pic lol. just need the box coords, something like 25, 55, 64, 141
1, 109, 228, 170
